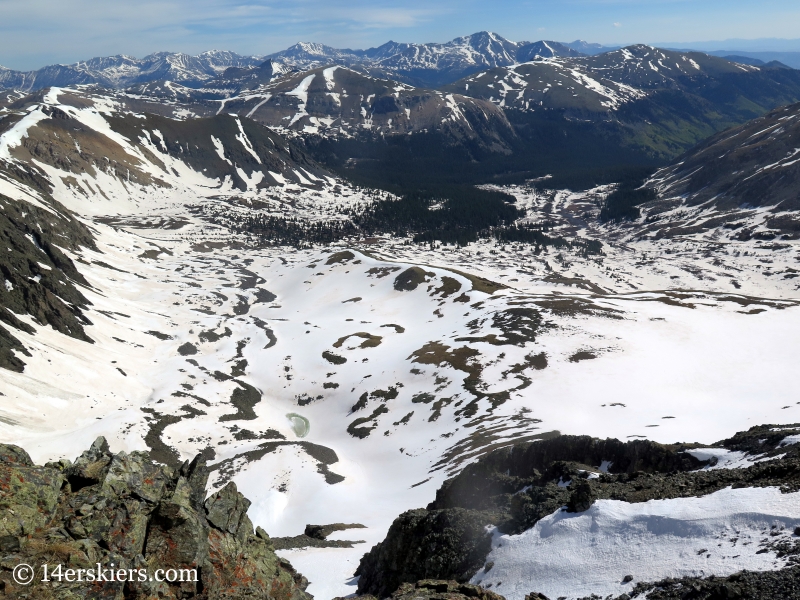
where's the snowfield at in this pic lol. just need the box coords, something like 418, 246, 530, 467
472, 486, 800, 600
3, 226, 800, 597
1, 87, 800, 598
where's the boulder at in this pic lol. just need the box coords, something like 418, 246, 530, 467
567, 480, 595, 513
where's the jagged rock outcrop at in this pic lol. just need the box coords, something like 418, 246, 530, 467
0, 437, 312, 599
429, 434, 704, 513
354, 508, 493, 598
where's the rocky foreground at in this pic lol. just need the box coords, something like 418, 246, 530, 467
4, 426, 800, 599
0, 437, 311, 599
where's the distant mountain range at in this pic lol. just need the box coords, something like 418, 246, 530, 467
263, 33, 597, 87
0, 33, 618, 92
4, 33, 800, 96
705, 50, 800, 69
658, 38, 800, 68
3, 30, 800, 198
0, 50, 263, 91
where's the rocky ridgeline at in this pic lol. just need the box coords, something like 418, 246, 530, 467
0, 437, 311, 599
354, 425, 800, 600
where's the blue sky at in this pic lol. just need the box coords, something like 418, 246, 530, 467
1, 0, 800, 70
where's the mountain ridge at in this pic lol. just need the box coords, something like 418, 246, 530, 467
0, 32, 589, 92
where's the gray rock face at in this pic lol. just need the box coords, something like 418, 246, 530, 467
102, 450, 172, 503
0, 446, 63, 538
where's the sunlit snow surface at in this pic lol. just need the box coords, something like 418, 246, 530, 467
472, 487, 800, 600
2, 89, 800, 598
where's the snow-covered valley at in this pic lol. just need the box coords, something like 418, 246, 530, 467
2, 86, 800, 599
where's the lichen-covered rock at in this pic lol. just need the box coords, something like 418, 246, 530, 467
102, 450, 171, 503
202, 527, 310, 600
146, 476, 209, 570
64, 436, 113, 491
0, 444, 34, 467
0, 440, 313, 600
0, 447, 63, 537
204, 481, 253, 542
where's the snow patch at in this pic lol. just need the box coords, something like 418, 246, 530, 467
473, 487, 800, 600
